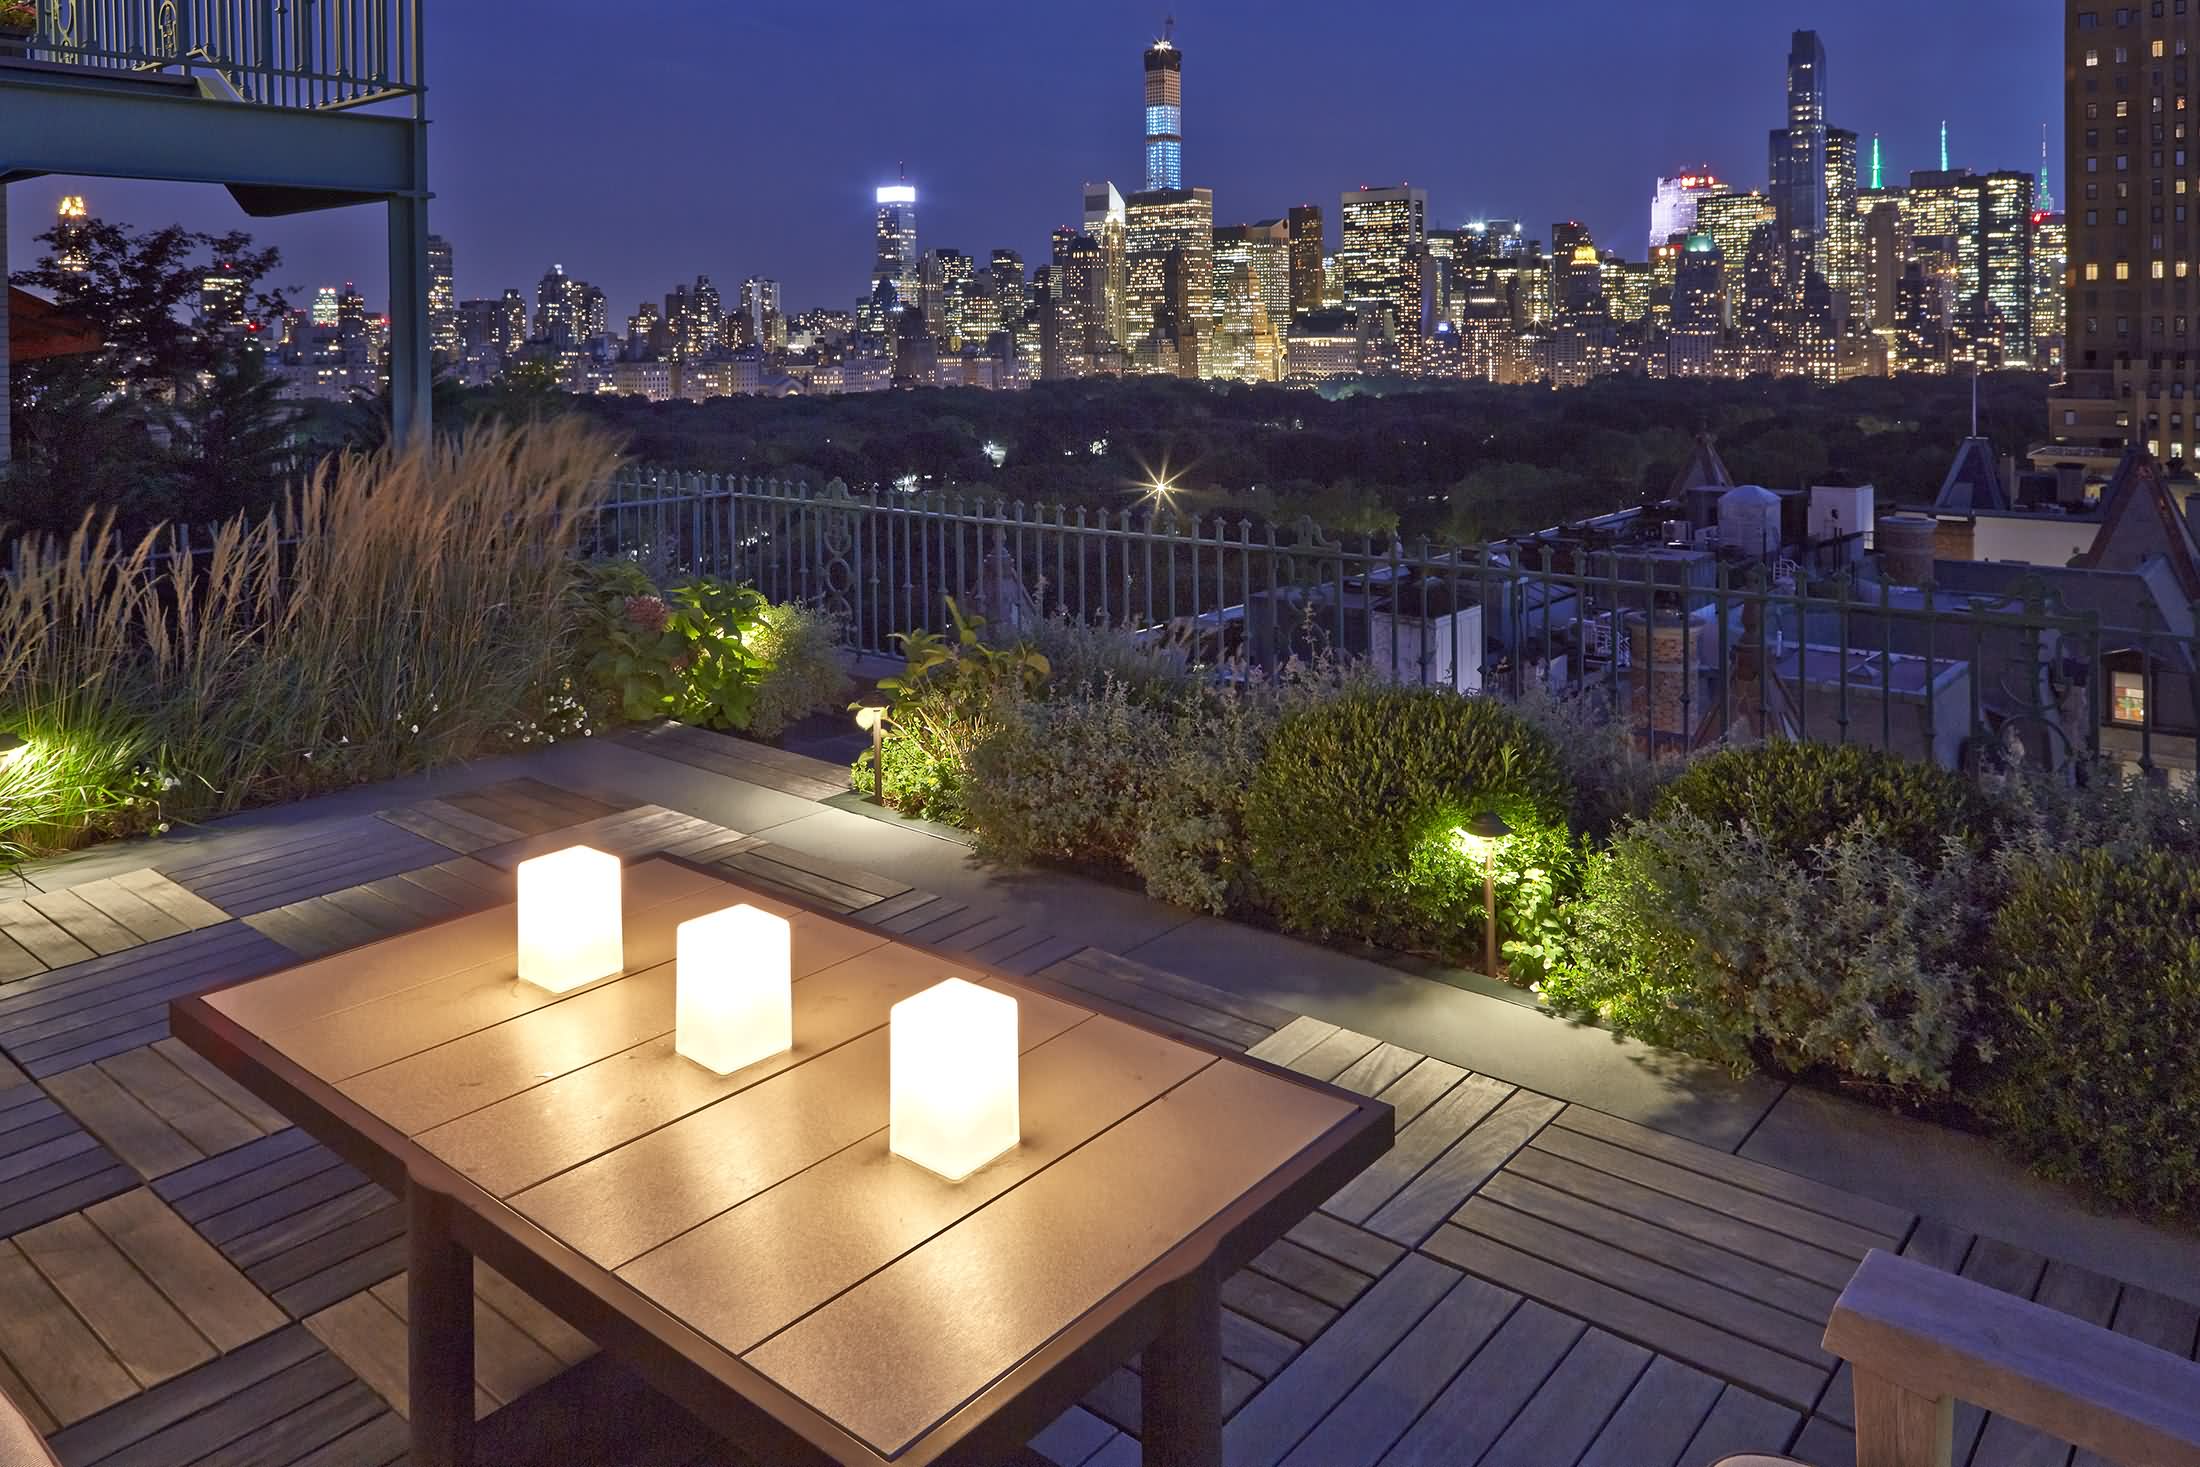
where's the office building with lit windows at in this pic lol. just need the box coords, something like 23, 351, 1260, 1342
1823, 129, 1865, 321
2033, 210, 2068, 371
1981, 170, 2037, 365
2051, 1, 2200, 456
1125, 186, 1214, 376
1214, 219, 1293, 352
874, 180, 919, 311
1694, 192, 1776, 298
426, 234, 458, 361
1143, 29, 1183, 192
1083, 181, 1130, 352
1769, 30, 1831, 278
1649, 173, 1728, 255
1337, 186, 1428, 337
1287, 204, 1325, 315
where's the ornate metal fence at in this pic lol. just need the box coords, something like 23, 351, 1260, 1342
591, 469, 2200, 780
22, 0, 425, 110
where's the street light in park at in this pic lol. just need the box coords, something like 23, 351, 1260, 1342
1454, 811, 1514, 979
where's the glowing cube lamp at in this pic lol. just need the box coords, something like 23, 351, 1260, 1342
515, 846, 624, 993
890, 978, 1020, 1181
676, 904, 794, 1075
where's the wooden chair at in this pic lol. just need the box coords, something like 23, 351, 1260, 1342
1817, 1250, 2200, 1467
0, 1392, 59, 1467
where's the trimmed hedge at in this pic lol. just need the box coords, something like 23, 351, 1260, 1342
1657, 741, 1997, 869
1975, 849, 2200, 1218
1245, 689, 1571, 961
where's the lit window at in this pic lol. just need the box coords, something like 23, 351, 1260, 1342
2088, 48, 2102, 64
2088, 262, 2104, 280
2118, 260, 2134, 278
2154, 39, 2167, 56
2113, 669, 2148, 724
2155, 260, 2169, 278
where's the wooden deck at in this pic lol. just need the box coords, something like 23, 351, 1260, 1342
0, 768, 2193, 1467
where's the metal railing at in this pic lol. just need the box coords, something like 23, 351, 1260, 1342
591, 468, 2200, 779
15, 0, 424, 111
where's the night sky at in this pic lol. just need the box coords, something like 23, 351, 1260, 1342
8, 0, 2062, 319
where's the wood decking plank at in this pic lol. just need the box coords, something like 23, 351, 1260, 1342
208, 1377, 393, 1467
1680, 1384, 1803, 1467
40, 1324, 321, 1466
69, 878, 191, 944
0, 898, 95, 970
151, 1038, 292, 1135
1554, 1106, 1914, 1240
77, 1349, 361, 1464
1575, 1353, 1727, 1467
1368, 1057, 1470, 1130
25, 889, 144, 956
1452, 1195, 1833, 1367
1970, 1258, 2117, 1467
1242, 1016, 1337, 1068
1365, 1088, 1561, 1246
369, 1273, 564, 1408
0, 1146, 138, 1242
305, 1290, 427, 1419
1474, 1327, 1653, 1467
0, 932, 44, 984
1329, 1042, 1422, 1099
1222, 1251, 1465, 1467
1421, 1224, 1828, 1410
1531, 1126, 1897, 1262
1274, 1271, 1518, 1467
0, 1351, 54, 1436
1477, 1170, 1842, 1324
1034, 956, 1270, 1050
474, 1262, 597, 1368
1372, 1297, 1586, 1467
1284, 1211, 1405, 1280
1220, 1267, 1338, 1345
1220, 1308, 1298, 1378
43, 1061, 205, 1179
1324, 1071, 1510, 1225
1505, 1144, 1861, 1294
1278, 1027, 1383, 1084
13, 1210, 216, 1387
1053, 947, 1299, 1034
97, 1045, 265, 1158
0, 1235, 140, 1424
109, 868, 229, 930
84, 1187, 286, 1353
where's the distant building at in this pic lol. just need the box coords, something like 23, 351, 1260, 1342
1649, 173, 1727, 255
1125, 186, 1214, 376
1143, 25, 1183, 192
1287, 204, 1325, 314
874, 178, 919, 311
1337, 186, 1428, 338
1769, 30, 1830, 279
1083, 181, 1130, 354
426, 234, 458, 361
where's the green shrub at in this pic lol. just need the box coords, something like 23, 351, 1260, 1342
1244, 688, 1572, 962
851, 599, 1047, 824
964, 679, 1161, 870
745, 602, 850, 742
569, 561, 769, 730
1658, 741, 1997, 869
1542, 811, 1981, 1091
1975, 849, 2200, 1216
1505, 683, 1670, 835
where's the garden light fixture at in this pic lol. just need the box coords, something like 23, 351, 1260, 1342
890, 977, 1020, 1181
1455, 811, 1513, 979
675, 904, 793, 1075
516, 845, 624, 993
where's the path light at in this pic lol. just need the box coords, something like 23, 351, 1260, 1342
676, 904, 793, 1075
515, 845, 623, 993
855, 703, 890, 805
1453, 811, 1513, 979
890, 977, 1019, 1181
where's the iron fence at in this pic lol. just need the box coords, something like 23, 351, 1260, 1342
592, 468, 2200, 780
17, 0, 425, 111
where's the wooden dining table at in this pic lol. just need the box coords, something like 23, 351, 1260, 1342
171, 856, 1392, 1467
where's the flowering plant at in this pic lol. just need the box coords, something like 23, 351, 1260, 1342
0, 3, 38, 34
569, 561, 768, 729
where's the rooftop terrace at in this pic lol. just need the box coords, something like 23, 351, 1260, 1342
1, 728, 2194, 1466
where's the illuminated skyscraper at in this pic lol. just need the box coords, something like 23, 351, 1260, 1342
874, 177, 919, 310
1338, 186, 1428, 336
55, 194, 91, 274
1083, 181, 1130, 352
2031, 211, 2065, 373
1822, 129, 1864, 321
426, 234, 458, 360
1213, 219, 1292, 356
1693, 192, 1776, 313
1980, 171, 2036, 366
1768, 31, 1830, 279
1649, 173, 1727, 255
1286, 204, 1325, 315
740, 276, 782, 349
1143, 25, 1183, 192
1125, 186, 1214, 375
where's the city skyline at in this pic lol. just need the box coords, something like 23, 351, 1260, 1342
6, 0, 2060, 317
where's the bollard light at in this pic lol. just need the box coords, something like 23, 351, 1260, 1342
889, 977, 1020, 1181
675, 904, 793, 1075
515, 846, 624, 993
1453, 811, 1514, 979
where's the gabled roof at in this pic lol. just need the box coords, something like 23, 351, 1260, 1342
6, 288, 101, 362
1668, 431, 1733, 497
1934, 436, 2009, 512
2077, 448, 2200, 599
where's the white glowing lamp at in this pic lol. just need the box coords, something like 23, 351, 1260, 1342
890, 978, 1020, 1181
515, 846, 624, 993
675, 904, 793, 1075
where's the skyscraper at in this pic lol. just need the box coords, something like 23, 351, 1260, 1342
740, 276, 782, 349
1287, 204, 1325, 316
1143, 25, 1183, 193
1083, 181, 1130, 353
1338, 186, 1428, 336
1768, 30, 1830, 283
1125, 187, 1214, 375
425, 234, 458, 361
1214, 220, 1292, 355
874, 178, 919, 311
1822, 130, 1864, 322
1649, 174, 1727, 255
1980, 171, 2036, 367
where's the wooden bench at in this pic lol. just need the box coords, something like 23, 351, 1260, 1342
1816, 1249, 2200, 1467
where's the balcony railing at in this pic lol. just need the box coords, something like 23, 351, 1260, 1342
12, 0, 423, 111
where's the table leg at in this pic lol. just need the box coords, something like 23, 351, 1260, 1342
1141, 1267, 1221, 1467
408, 1180, 475, 1467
